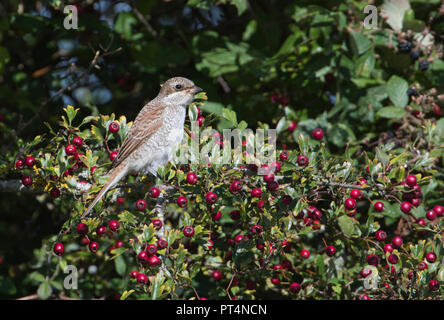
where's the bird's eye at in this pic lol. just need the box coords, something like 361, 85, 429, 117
175, 84, 182, 90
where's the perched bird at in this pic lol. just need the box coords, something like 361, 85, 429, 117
81, 77, 202, 218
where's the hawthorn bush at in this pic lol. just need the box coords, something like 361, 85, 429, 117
0, 0, 443, 300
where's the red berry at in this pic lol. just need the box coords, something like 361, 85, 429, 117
65, 144, 76, 155
367, 254, 380, 266
176, 196, 188, 208
428, 280, 439, 291
130, 270, 139, 279
229, 180, 242, 194
115, 240, 124, 248
157, 239, 168, 249
297, 155, 308, 166
384, 243, 394, 253
76, 223, 88, 235
360, 294, 370, 300
289, 282, 301, 294
25, 156, 36, 167
392, 236, 403, 248
80, 236, 90, 246
136, 199, 147, 211
90, 166, 98, 174
350, 189, 361, 199
418, 262, 428, 271
21, 175, 33, 186
251, 188, 262, 198
196, 116, 204, 127
326, 245, 336, 257
250, 224, 263, 235
426, 210, 436, 221
15, 158, 25, 170
400, 201, 412, 214
211, 270, 222, 281
152, 219, 163, 230
374, 201, 384, 212
212, 211, 222, 221
50, 187, 61, 198
433, 205, 444, 217
375, 230, 387, 242
183, 226, 195, 237
116, 197, 125, 205
271, 275, 280, 285
361, 267, 372, 278
388, 254, 398, 264
89, 241, 99, 253
53, 243, 65, 256
257, 200, 265, 210
148, 255, 161, 267
149, 187, 160, 198
267, 181, 279, 192
109, 151, 118, 161
205, 192, 217, 204
263, 173, 275, 183
186, 172, 198, 184
234, 234, 244, 243
312, 128, 324, 140
108, 220, 119, 232
72, 136, 83, 147
288, 120, 297, 132
405, 175, 417, 187
138, 251, 149, 263
282, 195, 292, 205
344, 198, 356, 210
109, 121, 120, 133
96, 226, 107, 235
280, 151, 289, 161
137, 273, 148, 285
230, 210, 241, 220
300, 249, 310, 259
425, 252, 436, 263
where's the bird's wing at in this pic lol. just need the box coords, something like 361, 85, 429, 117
111, 100, 164, 169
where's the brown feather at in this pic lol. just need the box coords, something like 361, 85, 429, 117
112, 100, 164, 169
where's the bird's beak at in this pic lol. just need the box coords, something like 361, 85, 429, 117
193, 86, 203, 94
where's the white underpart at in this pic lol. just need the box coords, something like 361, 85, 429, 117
126, 92, 193, 176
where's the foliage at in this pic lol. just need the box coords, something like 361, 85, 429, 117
0, 0, 443, 300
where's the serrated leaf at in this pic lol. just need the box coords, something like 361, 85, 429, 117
386, 75, 408, 108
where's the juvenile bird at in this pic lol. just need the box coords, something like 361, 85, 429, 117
81, 77, 202, 218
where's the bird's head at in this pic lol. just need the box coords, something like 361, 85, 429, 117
158, 77, 203, 106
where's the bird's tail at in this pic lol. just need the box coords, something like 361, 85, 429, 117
81, 166, 127, 219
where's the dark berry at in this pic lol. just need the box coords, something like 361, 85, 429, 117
397, 41, 412, 53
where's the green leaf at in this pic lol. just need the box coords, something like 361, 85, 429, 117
120, 289, 135, 300
337, 215, 361, 237
115, 12, 137, 39
376, 106, 406, 119
350, 32, 372, 55
222, 108, 238, 127
0, 46, 11, 75
37, 281, 52, 300
114, 254, 126, 276
386, 75, 409, 108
